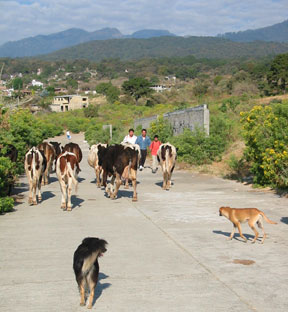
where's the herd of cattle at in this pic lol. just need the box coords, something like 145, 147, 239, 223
22, 141, 177, 210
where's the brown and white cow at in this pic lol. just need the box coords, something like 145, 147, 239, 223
62, 143, 82, 163
37, 142, 55, 185
49, 141, 62, 170
157, 143, 177, 190
87, 143, 107, 187
121, 142, 140, 189
56, 151, 81, 211
99, 144, 139, 201
24, 147, 47, 205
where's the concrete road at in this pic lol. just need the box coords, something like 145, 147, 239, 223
0, 133, 287, 312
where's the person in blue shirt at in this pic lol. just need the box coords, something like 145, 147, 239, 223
135, 129, 151, 171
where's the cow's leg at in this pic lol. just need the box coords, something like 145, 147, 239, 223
37, 176, 42, 202
32, 179, 37, 205
162, 171, 168, 190
102, 170, 107, 188
27, 174, 33, 204
95, 167, 101, 188
111, 173, 121, 200
67, 178, 73, 211
130, 168, 137, 202
124, 178, 129, 189
60, 179, 67, 209
167, 171, 172, 189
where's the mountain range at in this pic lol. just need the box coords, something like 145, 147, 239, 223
0, 28, 175, 58
0, 19, 288, 59
40, 36, 288, 62
219, 19, 288, 43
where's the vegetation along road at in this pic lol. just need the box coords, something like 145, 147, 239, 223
0, 133, 287, 311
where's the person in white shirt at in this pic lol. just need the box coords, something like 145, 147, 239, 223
122, 128, 137, 144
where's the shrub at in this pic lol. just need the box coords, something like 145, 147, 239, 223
241, 102, 288, 187
0, 197, 14, 214
0, 157, 16, 197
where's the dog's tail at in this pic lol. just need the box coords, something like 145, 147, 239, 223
260, 211, 277, 224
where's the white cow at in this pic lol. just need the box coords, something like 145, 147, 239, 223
157, 143, 177, 190
56, 152, 80, 211
121, 142, 141, 189
87, 143, 107, 187
24, 147, 47, 205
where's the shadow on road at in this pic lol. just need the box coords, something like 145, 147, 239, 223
106, 189, 136, 200
92, 272, 111, 307
78, 177, 85, 183
155, 181, 163, 188
48, 176, 58, 183
280, 217, 288, 224
72, 195, 84, 209
41, 191, 56, 202
213, 230, 257, 242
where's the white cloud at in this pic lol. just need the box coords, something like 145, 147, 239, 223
0, 0, 287, 45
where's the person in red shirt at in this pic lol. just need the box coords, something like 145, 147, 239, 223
149, 135, 161, 173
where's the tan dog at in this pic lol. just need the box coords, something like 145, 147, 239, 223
219, 206, 277, 244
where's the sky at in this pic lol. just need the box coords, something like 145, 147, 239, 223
0, 0, 287, 45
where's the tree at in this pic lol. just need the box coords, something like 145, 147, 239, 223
267, 53, 288, 94
12, 77, 23, 91
95, 82, 120, 104
66, 78, 78, 90
122, 77, 153, 104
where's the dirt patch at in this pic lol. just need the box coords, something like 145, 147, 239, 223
233, 259, 255, 265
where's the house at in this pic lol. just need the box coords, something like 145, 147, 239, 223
150, 85, 171, 93
32, 79, 44, 88
54, 87, 68, 94
50, 95, 89, 112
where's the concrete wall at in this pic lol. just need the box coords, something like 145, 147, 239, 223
134, 104, 209, 135
51, 95, 89, 112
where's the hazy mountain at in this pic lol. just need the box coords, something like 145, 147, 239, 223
0, 28, 175, 58
39, 36, 288, 62
128, 29, 176, 39
219, 19, 288, 42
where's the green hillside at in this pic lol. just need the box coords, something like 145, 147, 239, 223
40, 36, 288, 61
219, 19, 288, 43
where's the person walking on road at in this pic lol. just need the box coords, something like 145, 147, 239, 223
122, 128, 137, 144
149, 135, 161, 173
135, 129, 151, 171
66, 130, 71, 140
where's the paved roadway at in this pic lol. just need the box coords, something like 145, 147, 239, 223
0, 133, 287, 312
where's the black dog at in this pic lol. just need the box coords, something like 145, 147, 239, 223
73, 237, 108, 309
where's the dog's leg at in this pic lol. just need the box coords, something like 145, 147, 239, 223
249, 220, 259, 243
228, 225, 236, 240
236, 222, 247, 242
257, 219, 266, 244
79, 279, 86, 306
87, 267, 99, 309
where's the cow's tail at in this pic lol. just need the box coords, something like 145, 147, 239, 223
67, 161, 78, 193
165, 148, 170, 173
31, 150, 38, 188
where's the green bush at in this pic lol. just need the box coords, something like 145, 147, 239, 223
169, 113, 234, 165
0, 157, 16, 197
241, 102, 288, 187
0, 197, 14, 214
